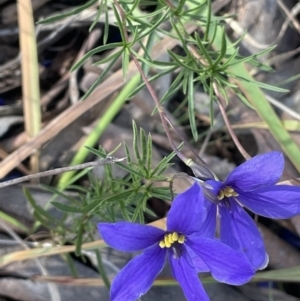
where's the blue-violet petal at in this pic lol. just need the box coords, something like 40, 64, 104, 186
187, 237, 254, 285
219, 199, 268, 270
167, 182, 207, 235
238, 185, 300, 218
197, 198, 217, 238
185, 245, 210, 273
110, 244, 166, 301
225, 151, 284, 191
98, 222, 164, 252
169, 246, 210, 301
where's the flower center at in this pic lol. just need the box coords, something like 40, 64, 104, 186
159, 232, 185, 248
217, 186, 239, 200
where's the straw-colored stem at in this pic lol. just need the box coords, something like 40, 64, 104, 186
17, 0, 41, 175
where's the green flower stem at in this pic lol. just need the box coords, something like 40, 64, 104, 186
57, 74, 140, 189
95, 249, 111, 289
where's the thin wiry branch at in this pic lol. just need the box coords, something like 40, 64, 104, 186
213, 82, 251, 160
0, 157, 125, 188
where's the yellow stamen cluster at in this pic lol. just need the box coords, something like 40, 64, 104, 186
217, 186, 239, 200
159, 232, 185, 248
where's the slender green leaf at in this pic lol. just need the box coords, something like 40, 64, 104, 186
171, 19, 190, 55
168, 51, 199, 72
86, 147, 136, 177
83, 52, 122, 100
147, 133, 152, 174
132, 121, 141, 162
51, 202, 84, 213
93, 49, 123, 65
42, 185, 80, 204
140, 128, 147, 164
71, 43, 123, 72
230, 74, 289, 93
0, 211, 29, 233
203, 0, 211, 41
112, 5, 127, 44
75, 223, 84, 256
122, 47, 130, 79
212, 27, 227, 68
138, 8, 170, 41
38, 0, 98, 24
89, 1, 104, 32
103, 0, 109, 44
194, 33, 213, 66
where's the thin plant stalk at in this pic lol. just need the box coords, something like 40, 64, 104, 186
0, 157, 125, 189
17, 0, 41, 175
213, 82, 251, 160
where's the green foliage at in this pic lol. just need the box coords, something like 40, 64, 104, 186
25, 123, 174, 253
41, 0, 282, 136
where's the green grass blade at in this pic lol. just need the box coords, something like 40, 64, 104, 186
57, 74, 141, 188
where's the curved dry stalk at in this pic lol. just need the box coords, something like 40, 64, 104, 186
217, 100, 251, 160
213, 82, 251, 160
0, 157, 125, 189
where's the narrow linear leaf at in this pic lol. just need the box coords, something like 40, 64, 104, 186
212, 27, 227, 68
71, 43, 122, 71
38, 0, 98, 24
93, 49, 123, 66
51, 202, 84, 213
146, 133, 152, 174
194, 33, 213, 66
112, 4, 127, 43
83, 52, 122, 100
0, 211, 29, 233
75, 224, 84, 256
140, 128, 147, 163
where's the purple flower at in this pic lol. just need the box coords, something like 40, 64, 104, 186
98, 183, 254, 301
200, 151, 300, 270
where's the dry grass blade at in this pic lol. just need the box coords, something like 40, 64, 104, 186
17, 0, 41, 175
0, 218, 166, 267
31, 275, 189, 287
32, 275, 109, 286
0, 240, 106, 267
